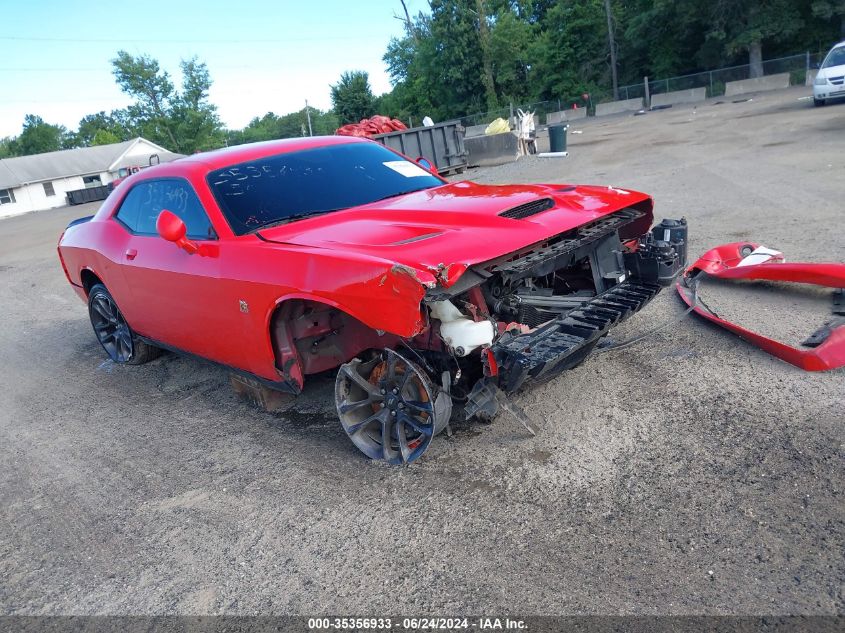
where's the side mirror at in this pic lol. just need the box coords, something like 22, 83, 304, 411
416, 156, 435, 173
156, 209, 198, 255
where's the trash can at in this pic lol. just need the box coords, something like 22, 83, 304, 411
548, 124, 569, 153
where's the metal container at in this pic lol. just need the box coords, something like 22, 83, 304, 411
66, 185, 111, 205
373, 120, 468, 176
548, 124, 569, 153
464, 132, 519, 167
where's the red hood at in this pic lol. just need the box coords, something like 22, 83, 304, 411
258, 181, 652, 285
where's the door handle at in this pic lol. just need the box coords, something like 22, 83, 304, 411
125, 248, 137, 260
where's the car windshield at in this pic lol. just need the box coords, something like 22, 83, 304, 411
822, 46, 845, 69
206, 142, 443, 235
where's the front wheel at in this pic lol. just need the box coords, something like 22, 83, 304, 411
88, 284, 160, 365
813, 97, 825, 107
335, 349, 449, 464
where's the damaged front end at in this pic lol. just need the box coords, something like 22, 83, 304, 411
335, 202, 688, 463
455, 213, 688, 421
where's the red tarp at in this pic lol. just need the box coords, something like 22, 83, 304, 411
336, 115, 408, 138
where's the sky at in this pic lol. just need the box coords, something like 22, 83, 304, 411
0, 0, 422, 138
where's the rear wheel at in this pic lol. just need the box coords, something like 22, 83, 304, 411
88, 284, 160, 365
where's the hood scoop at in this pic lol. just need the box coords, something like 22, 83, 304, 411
499, 197, 555, 220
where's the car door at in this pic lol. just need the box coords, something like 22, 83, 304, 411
112, 177, 230, 361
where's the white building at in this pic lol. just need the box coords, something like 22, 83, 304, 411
0, 137, 183, 219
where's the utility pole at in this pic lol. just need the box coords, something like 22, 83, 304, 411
603, 0, 619, 101
305, 100, 313, 136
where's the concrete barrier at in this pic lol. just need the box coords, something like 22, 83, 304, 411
464, 124, 490, 138
546, 109, 587, 124
806, 69, 818, 86
595, 97, 644, 117
725, 72, 791, 97
465, 132, 519, 167
650, 87, 707, 107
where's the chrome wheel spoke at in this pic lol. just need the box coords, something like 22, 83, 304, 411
90, 291, 133, 363
93, 300, 112, 321
336, 350, 441, 465
386, 352, 398, 380
339, 363, 380, 397
396, 421, 412, 463
399, 411, 433, 437
381, 416, 395, 461
346, 409, 386, 435
338, 397, 375, 415
405, 400, 433, 415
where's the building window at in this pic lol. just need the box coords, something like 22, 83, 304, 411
0, 188, 15, 204
43, 182, 55, 197
83, 175, 102, 188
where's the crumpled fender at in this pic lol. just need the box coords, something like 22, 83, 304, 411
677, 242, 845, 371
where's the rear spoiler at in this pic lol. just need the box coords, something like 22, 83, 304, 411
66, 215, 93, 229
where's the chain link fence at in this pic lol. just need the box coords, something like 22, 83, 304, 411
608, 52, 823, 104
456, 51, 823, 128
460, 97, 588, 129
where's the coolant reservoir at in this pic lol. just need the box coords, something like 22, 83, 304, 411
429, 300, 495, 357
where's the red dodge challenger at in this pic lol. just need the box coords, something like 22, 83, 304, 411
58, 136, 687, 464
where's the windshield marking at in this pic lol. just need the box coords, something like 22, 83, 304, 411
206, 143, 442, 235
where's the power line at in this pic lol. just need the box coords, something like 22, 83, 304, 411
0, 68, 105, 72
0, 34, 384, 44
0, 60, 384, 72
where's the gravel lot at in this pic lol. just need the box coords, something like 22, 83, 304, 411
1, 86, 843, 616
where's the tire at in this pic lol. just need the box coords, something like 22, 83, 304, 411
87, 284, 160, 365
813, 98, 825, 107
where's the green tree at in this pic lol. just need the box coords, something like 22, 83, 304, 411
0, 137, 14, 158
383, 25, 437, 122
383, 1, 491, 121
706, 0, 803, 77
529, 0, 609, 102
488, 5, 534, 102
92, 129, 122, 145
111, 51, 224, 153
330, 71, 377, 124
71, 110, 133, 147
9, 115, 68, 156
379, 0, 832, 120
171, 57, 225, 151
475, 0, 499, 110
228, 107, 339, 146
425, 0, 489, 117
622, 0, 710, 78
812, 0, 845, 38
112, 51, 178, 148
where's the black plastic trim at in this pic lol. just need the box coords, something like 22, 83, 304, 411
492, 280, 662, 393
66, 215, 94, 228
499, 197, 555, 220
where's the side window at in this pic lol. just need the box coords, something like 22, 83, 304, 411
114, 179, 216, 239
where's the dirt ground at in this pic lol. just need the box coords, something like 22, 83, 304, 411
1, 86, 843, 616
